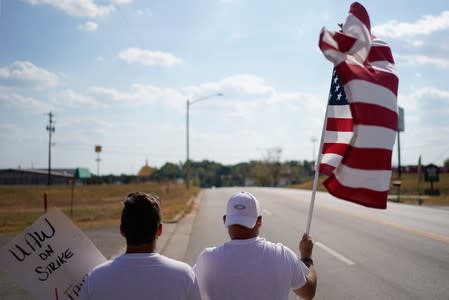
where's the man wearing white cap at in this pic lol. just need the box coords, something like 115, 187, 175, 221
194, 191, 317, 299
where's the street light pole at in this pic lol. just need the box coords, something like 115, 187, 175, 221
310, 136, 317, 163
185, 93, 223, 188
186, 99, 190, 188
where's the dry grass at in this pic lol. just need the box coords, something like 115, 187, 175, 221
0, 182, 199, 234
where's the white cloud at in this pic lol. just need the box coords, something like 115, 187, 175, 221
0, 61, 59, 87
399, 87, 449, 161
54, 89, 105, 108
373, 11, 449, 38
219, 74, 274, 95
400, 86, 449, 124
26, 0, 114, 18
396, 54, 449, 69
111, 0, 133, 4
89, 84, 183, 106
60, 117, 114, 137
119, 48, 182, 66
412, 87, 449, 100
89, 74, 319, 115
0, 89, 51, 112
78, 21, 98, 31
135, 8, 151, 16
179, 74, 323, 127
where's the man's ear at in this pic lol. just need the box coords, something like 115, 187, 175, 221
156, 223, 163, 238
223, 215, 226, 224
120, 224, 125, 237
256, 216, 262, 227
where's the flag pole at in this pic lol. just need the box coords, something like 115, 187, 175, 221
306, 97, 329, 234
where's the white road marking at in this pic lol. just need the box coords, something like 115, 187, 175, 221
315, 241, 355, 265
262, 208, 272, 216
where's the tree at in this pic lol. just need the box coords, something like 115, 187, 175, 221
251, 161, 273, 186
157, 162, 182, 180
444, 158, 449, 169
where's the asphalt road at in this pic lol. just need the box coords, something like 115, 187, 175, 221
184, 187, 449, 300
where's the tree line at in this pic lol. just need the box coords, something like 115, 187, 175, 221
95, 159, 316, 188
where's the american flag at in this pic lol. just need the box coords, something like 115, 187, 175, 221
320, 69, 352, 177
318, 2, 399, 209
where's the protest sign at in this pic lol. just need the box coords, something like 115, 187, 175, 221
0, 208, 106, 299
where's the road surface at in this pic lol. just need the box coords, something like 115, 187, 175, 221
184, 187, 449, 300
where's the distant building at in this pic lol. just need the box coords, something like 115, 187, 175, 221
0, 168, 91, 185
137, 160, 153, 182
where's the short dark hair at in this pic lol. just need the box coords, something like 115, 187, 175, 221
120, 192, 162, 245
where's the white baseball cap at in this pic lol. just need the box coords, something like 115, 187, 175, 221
225, 191, 261, 229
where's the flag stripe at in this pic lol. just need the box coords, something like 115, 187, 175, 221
368, 45, 394, 64
349, 2, 371, 31
371, 61, 397, 76
327, 105, 352, 118
334, 32, 358, 53
351, 103, 398, 130
336, 63, 399, 96
326, 118, 353, 131
322, 130, 353, 144
323, 143, 350, 156
342, 147, 393, 170
352, 125, 396, 149
334, 164, 392, 191
324, 176, 388, 208
346, 80, 397, 111
319, 163, 337, 176
319, 32, 349, 65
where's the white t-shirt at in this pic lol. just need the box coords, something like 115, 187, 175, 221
194, 237, 309, 300
79, 253, 200, 300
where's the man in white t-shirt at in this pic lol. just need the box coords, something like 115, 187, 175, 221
79, 192, 201, 300
194, 191, 317, 300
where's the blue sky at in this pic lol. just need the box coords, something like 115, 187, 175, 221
1, 0, 449, 175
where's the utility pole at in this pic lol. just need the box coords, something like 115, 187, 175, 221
46, 112, 55, 185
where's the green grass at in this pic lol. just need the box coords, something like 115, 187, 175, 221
0, 182, 199, 234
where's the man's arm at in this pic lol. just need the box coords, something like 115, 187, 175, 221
293, 233, 317, 299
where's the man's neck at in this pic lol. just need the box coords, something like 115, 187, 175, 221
228, 224, 259, 240
229, 232, 258, 240
125, 243, 156, 254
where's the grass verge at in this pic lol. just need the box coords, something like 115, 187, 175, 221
0, 182, 199, 234
292, 172, 449, 206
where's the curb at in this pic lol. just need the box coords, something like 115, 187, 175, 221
160, 192, 201, 261
165, 196, 195, 224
